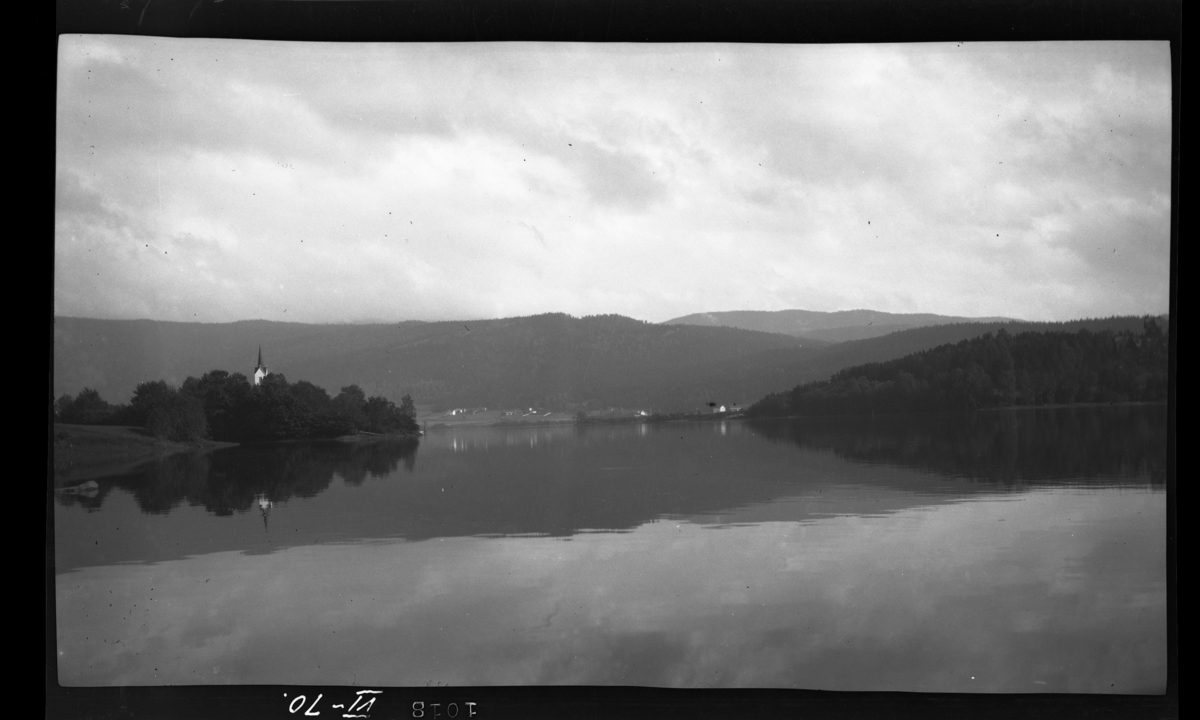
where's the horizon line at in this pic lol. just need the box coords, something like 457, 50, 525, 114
53, 309, 1174, 326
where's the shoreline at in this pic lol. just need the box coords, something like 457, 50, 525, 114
51, 424, 238, 485
330, 430, 423, 443
50, 424, 423, 484
422, 412, 742, 431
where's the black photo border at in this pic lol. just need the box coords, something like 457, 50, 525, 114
49, 1, 1179, 718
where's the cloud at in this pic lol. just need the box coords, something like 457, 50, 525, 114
55, 38, 1172, 323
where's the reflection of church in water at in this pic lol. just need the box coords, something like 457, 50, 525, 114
254, 347, 273, 531
257, 494, 273, 531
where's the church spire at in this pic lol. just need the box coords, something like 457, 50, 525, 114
253, 346, 270, 386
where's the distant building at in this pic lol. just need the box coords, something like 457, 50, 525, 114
253, 347, 270, 386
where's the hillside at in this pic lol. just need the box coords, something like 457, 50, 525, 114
747, 319, 1169, 417
684, 316, 1169, 399
53, 314, 810, 412
664, 309, 1017, 342
54, 314, 1166, 415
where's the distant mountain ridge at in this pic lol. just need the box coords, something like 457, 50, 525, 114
664, 309, 1018, 342
53, 314, 808, 411
54, 313, 1164, 415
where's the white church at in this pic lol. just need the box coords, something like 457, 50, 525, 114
253, 347, 270, 386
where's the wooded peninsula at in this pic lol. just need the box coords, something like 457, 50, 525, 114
54, 370, 419, 443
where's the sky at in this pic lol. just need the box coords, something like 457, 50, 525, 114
55, 38, 1172, 324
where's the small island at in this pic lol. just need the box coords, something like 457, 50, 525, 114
53, 356, 420, 482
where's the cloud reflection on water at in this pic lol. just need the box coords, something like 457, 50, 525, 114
56, 486, 1164, 691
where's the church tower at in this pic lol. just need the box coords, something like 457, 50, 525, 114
253, 347, 270, 386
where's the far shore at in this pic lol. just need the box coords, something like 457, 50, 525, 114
330, 430, 423, 442
422, 410, 741, 431
51, 423, 238, 485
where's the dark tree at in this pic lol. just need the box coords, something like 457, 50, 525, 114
129, 380, 176, 425
291, 381, 333, 414
145, 391, 209, 441
56, 388, 116, 424
334, 385, 367, 415
181, 370, 254, 440
361, 395, 419, 434
54, 394, 74, 420
399, 394, 417, 421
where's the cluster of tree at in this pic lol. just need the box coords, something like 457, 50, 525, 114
54, 388, 126, 426
53, 370, 419, 442
746, 319, 1169, 418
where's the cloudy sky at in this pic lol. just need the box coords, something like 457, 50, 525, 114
55, 37, 1172, 324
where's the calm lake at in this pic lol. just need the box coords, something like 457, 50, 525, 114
53, 405, 1167, 692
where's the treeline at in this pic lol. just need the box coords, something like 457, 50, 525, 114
53, 370, 419, 442
746, 319, 1168, 417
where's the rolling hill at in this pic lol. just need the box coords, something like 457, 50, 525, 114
664, 309, 1017, 342
53, 314, 812, 412
53, 313, 1165, 415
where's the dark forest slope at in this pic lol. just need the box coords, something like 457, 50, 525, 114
747, 319, 1169, 417
697, 316, 1169, 399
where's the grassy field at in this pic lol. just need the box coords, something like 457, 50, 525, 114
50, 424, 236, 485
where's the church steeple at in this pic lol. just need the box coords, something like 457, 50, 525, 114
253, 346, 270, 386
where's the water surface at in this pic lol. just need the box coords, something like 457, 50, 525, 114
54, 406, 1167, 691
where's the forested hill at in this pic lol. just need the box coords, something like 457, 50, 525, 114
664, 309, 1016, 342
746, 319, 1169, 418
669, 315, 1168, 406
55, 314, 1167, 414
53, 314, 810, 411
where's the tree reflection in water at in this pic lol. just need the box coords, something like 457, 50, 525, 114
54, 438, 420, 515
748, 404, 1166, 486
54, 406, 1165, 543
